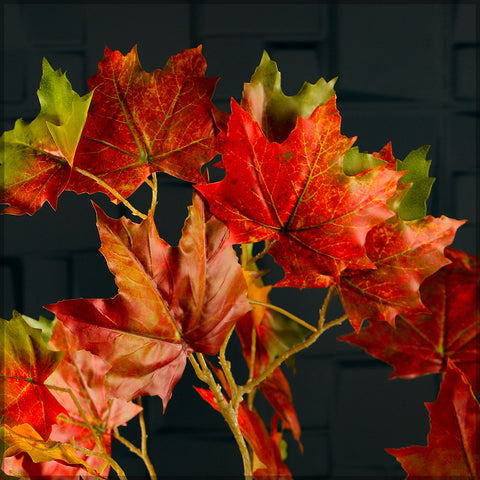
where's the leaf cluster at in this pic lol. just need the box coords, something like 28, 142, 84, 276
1, 46, 478, 479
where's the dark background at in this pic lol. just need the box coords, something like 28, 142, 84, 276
2, 3, 477, 479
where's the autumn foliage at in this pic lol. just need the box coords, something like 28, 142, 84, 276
1, 46, 478, 479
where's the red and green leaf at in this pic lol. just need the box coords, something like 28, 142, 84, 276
46, 193, 250, 407
67, 45, 219, 202
22, 320, 143, 478
197, 97, 401, 288
387, 361, 480, 477
0, 59, 92, 215
0, 312, 66, 440
340, 248, 480, 390
241, 50, 336, 143
337, 215, 465, 331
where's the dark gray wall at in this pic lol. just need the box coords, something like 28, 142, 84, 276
2, 3, 477, 479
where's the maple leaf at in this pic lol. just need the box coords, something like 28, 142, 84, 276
196, 97, 401, 288
46, 193, 250, 407
241, 50, 336, 143
348, 142, 436, 222
194, 387, 292, 480
339, 248, 480, 390
0, 59, 92, 215
11, 320, 143, 478
337, 215, 465, 331
66, 45, 219, 202
0, 312, 67, 440
1, 424, 99, 477
337, 139, 463, 331
386, 361, 480, 477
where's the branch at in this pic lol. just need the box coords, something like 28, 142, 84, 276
192, 352, 253, 479
218, 326, 239, 404
239, 288, 347, 396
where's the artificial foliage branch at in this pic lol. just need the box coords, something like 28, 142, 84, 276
1, 45, 478, 480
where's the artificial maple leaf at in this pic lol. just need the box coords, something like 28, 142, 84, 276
0, 59, 92, 215
1, 424, 99, 478
371, 142, 435, 221
194, 387, 292, 480
339, 248, 480, 390
46, 193, 250, 407
15, 320, 143, 478
66, 45, 219, 202
241, 50, 336, 143
386, 361, 480, 477
0, 312, 67, 440
337, 215, 464, 331
196, 97, 401, 288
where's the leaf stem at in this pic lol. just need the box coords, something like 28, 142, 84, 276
74, 166, 147, 220
246, 240, 276, 267
247, 326, 257, 410
248, 299, 316, 333
149, 172, 158, 216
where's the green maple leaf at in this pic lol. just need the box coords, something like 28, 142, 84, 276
241, 50, 336, 142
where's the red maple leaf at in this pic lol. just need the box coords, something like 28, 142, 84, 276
67, 45, 219, 202
196, 97, 401, 288
46, 193, 250, 407
0, 312, 67, 440
336, 215, 465, 331
339, 248, 480, 390
387, 360, 480, 477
